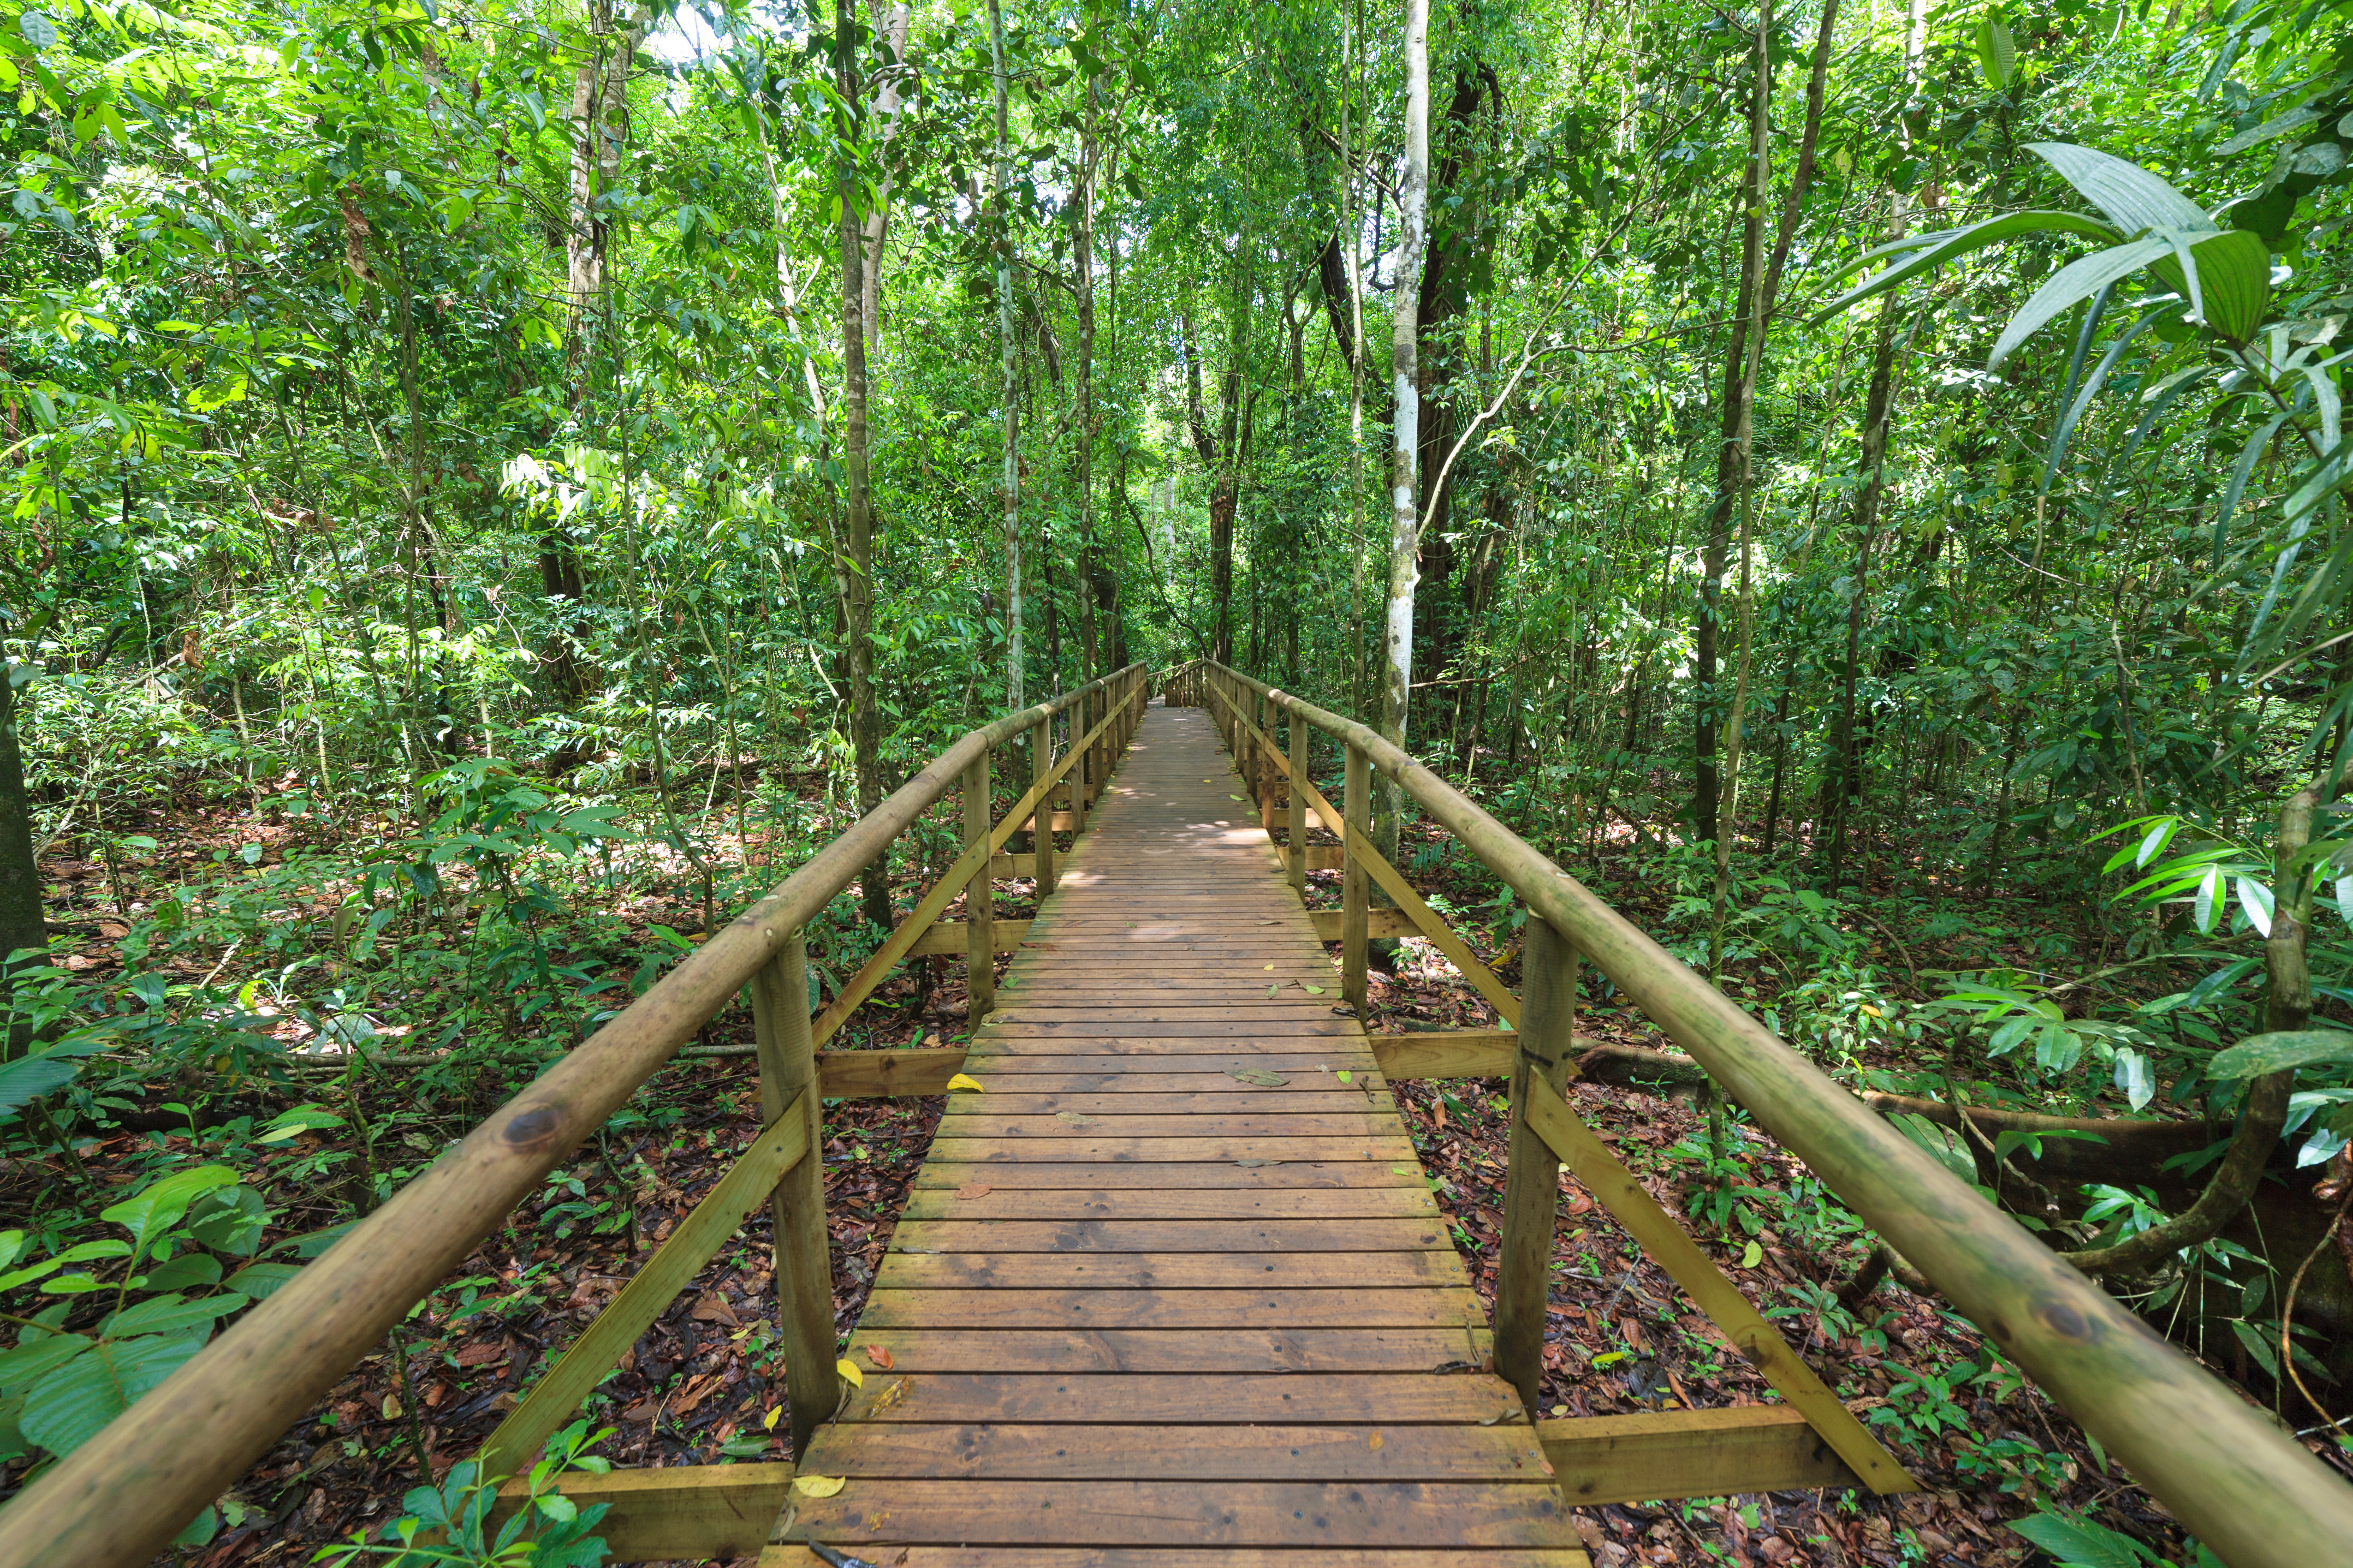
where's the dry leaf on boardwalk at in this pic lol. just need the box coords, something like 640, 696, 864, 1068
953, 1183, 992, 1199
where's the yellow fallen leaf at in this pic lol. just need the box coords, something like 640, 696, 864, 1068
836, 1358, 864, 1387
1263, 964, 1275, 971
1859, 1004, 1883, 1018
946, 1073, 984, 1092
763, 1405, 783, 1431
793, 1475, 846, 1498
1368, 1432, 1384, 1451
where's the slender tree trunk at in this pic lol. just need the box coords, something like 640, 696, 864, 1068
1375, 0, 1431, 860
859, 4, 914, 356
990, 0, 1021, 708
1340, 7, 1370, 718
0, 659, 49, 1057
837, 0, 888, 930
1075, 75, 1101, 683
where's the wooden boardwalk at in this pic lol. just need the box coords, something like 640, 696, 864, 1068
782, 701, 1587, 1565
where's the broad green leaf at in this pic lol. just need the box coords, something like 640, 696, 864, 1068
1974, 16, 2015, 90
1810, 210, 2117, 324
1989, 236, 2172, 368
2235, 876, 2274, 937
98, 1292, 243, 1338
100, 1166, 238, 1255
2007, 1510, 2151, 1568
223, 1262, 302, 1301
138, 1253, 221, 1292
20, 1332, 205, 1458
2217, 105, 2322, 154
2194, 866, 2221, 933
2207, 1030, 2353, 1079
2148, 229, 2270, 342
2029, 142, 2215, 237
0, 1333, 91, 1395
0, 1054, 82, 1120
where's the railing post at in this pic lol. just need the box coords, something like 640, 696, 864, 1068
1287, 708, 1307, 892
1072, 689, 1090, 835
1495, 915, 1578, 1409
964, 743, 995, 1020
749, 932, 837, 1459
1031, 714, 1056, 896
1341, 741, 1369, 1013
1255, 691, 1275, 833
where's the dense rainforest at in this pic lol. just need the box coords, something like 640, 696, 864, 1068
3, 0, 2353, 1562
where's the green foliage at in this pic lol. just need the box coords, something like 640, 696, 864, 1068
0, 1165, 305, 1529
312, 1418, 614, 1568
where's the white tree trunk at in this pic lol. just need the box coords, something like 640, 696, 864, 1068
1378, 0, 1430, 754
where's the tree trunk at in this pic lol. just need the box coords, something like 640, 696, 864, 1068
859, 4, 914, 356
1075, 74, 1101, 683
0, 659, 49, 1058
837, 0, 888, 931
1376, 0, 1431, 860
990, 0, 1021, 709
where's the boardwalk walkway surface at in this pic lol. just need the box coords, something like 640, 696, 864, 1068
779, 701, 1588, 1565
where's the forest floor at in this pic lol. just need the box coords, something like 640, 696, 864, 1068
4, 775, 2337, 1567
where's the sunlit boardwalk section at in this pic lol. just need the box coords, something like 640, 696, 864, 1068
779, 702, 1587, 1563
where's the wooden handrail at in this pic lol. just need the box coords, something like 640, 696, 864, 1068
0, 665, 1146, 1568
1194, 661, 2353, 1568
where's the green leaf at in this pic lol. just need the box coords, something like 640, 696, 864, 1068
0, 1333, 91, 1396
2148, 229, 2270, 342
0, 1053, 83, 1121
2207, 1029, 2353, 1079
224, 1262, 302, 1301
2235, 877, 2274, 937
100, 1166, 239, 1255
138, 1253, 222, 1292
2007, 1510, 2151, 1568
1989, 235, 2173, 368
98, 1292, 243, 1339
20, 1333, 206, 1458
2217, 105, 2323, 156
2029, 142, 2215, 237
1973, 16, 2016, 90
1810, 210, 2117, 324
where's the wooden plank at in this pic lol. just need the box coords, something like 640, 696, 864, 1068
899, 1188, 1444, 1221
887, 1218, 1452, 1253
801, 1421, 1552, 1481
908, 919, 1031, 958
870, 1250, 1467, 1291
926, 1137, 1414, 1164
818, 1047, 968, 1098
983, 1006, 1357, 1024
1311, 908, 1417, 940
931, 1113, 1406, 1139
476, 1093, 810, 1477
783, 1479, 1571, 1547
952, 1056, 1383, 1080
840, 1326, 1491, 1373
855, 1288, 1491, 1329
913, 1160, 1423, 1189
1369, 1032, 1517, 1081
1539, 1406, 1869, 1505
967, 1020, 1361, 1038
940, 1092, 1395, 1114
834, 1372, 1524, 1426
491, 1464, 791, 1564
1031, 715, 1056, 896
763, 1550, 1588, 1568
1520, 1088, 1917, 1495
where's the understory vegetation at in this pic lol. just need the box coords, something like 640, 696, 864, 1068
4, 0, 2353, 1563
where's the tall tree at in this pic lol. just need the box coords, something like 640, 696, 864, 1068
1377, 0, 1432, 793
837, 0, 888, 929
990, 0, 1022, 708
0, 660, 47, 1056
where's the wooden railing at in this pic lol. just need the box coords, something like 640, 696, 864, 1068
1171, 658, 2353, 1568
0, 664, 1149, 1568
